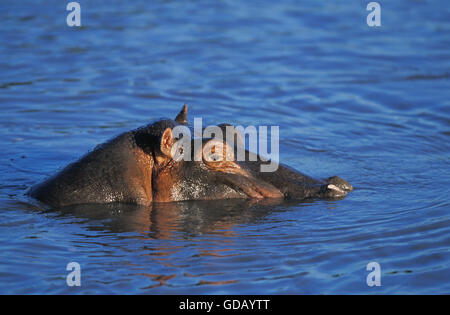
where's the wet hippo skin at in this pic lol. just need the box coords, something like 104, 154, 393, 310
29, 105, 353, 207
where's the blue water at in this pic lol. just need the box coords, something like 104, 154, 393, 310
1, 0, 449, 294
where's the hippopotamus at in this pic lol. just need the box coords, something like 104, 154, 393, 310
29, 105, 352, 207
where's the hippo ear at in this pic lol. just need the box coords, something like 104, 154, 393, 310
174, 104, 188, 125
160, 127, 174, 157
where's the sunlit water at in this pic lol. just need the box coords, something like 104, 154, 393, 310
1, 0, 449, 294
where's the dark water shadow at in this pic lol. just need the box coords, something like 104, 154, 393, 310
36, 198, 306, 240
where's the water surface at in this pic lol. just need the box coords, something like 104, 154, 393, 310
0, 0, 449, 294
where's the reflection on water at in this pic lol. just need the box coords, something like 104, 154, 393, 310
51, 199, 285, 238
1, 0, 449, 294
4, 198, 315, 293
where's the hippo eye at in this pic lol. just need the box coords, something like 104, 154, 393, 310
202, 139, 246, 175
203, 143, 224, 163
202, 139, 234, 164
209, 153, 221, 162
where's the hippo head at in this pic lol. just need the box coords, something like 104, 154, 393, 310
30, 105, 352, 207
133, 105, 353, 203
